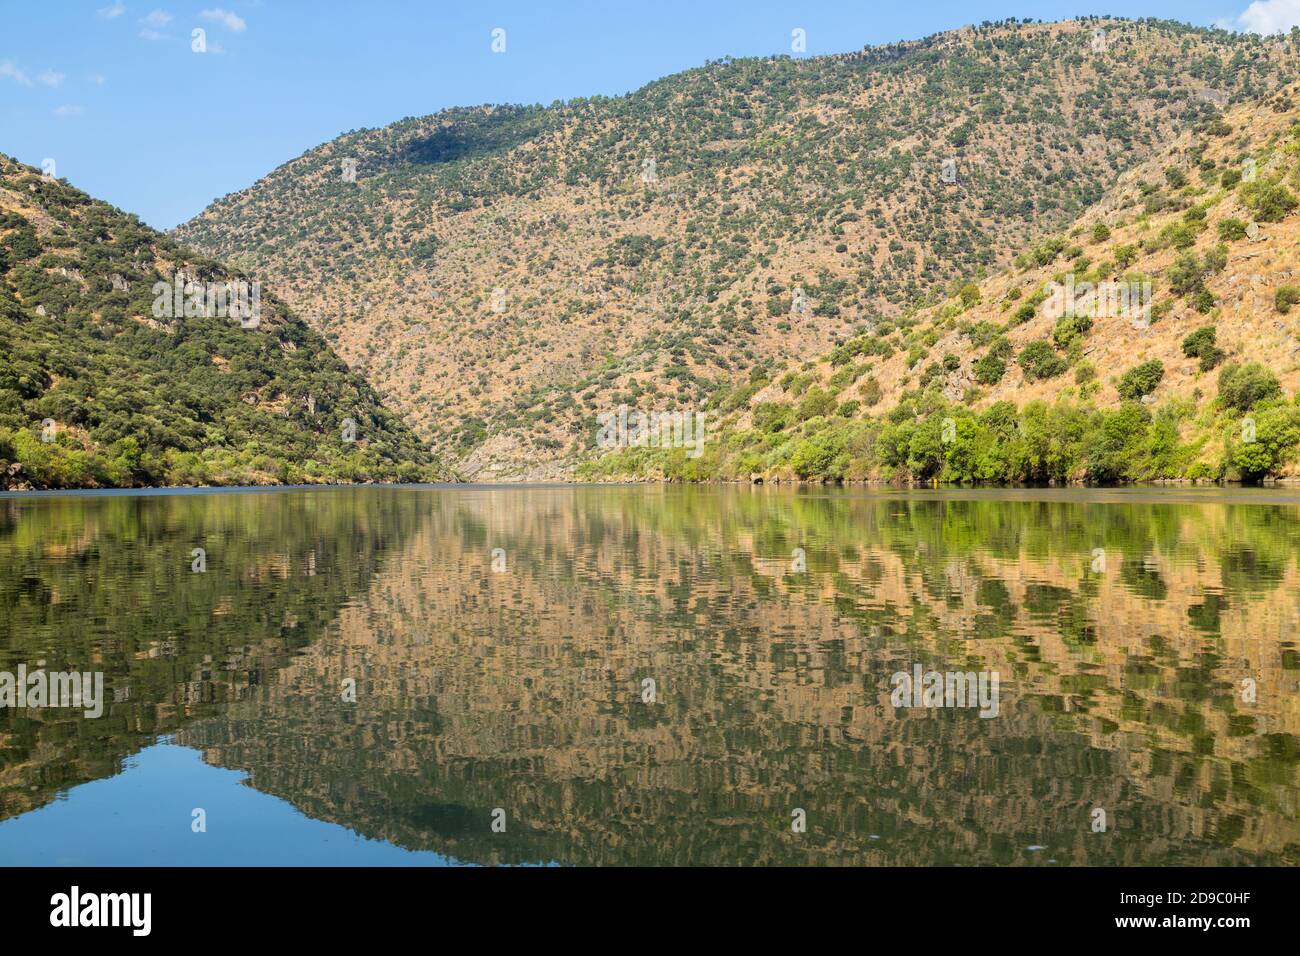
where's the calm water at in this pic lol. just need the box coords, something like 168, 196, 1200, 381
1, 485, 1298, 866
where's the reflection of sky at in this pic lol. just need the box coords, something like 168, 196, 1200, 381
0, 741, 469, 866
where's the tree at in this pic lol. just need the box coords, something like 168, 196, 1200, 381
1117, 360, 1164, 400
974, 353, 1006, 385
1167, 251, 1203, 296
1240, 180, 1298, 222
906, 417, 946, 479
1218, 362, 1281, 412
1181, 325, 1224, 371
1275, 285, 1300, 314
796, 387, 836, 421
1229, 405, 1300, 482
1017, 340, 1066, 380
1085, 403, 1151, 484
1217, 218, 1247, 241
790, 428, 848, 479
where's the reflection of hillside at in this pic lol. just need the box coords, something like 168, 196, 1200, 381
184, 488, 1300, 865
0, 489, 425, 820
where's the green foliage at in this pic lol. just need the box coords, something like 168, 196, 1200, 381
0, 157, 440, 490
753, 401, 793, 433
1117, 360, 1164, 400
1218, 361, 1282, 412
973, 353, 1006, 385
1052, 312, 1092, 348
1239, 179, 1298, 222
1228, 404, 1300, 481
1167, 251, 1205, 297
1181, 325, 1224, 371
1275, 285, 1300, 314
796, 387, 837, 422
1203, 243, 1228, 275
790, 427, 850, 479
1017, 340, 1067, 381
859, 377, 882, 407
1084, 402, 1153, 483
1217, 217, 1248, 241
1112, 244, 1139, 269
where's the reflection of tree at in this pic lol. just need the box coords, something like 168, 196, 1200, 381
0, 489, 425, 819
173, 489, 1300, 866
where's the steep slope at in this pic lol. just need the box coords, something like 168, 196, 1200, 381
177, 18, 1300, 479
0, 155, 440, 489
590, 79, 1300, 484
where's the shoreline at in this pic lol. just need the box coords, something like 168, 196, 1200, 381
5, 475, 1300, 496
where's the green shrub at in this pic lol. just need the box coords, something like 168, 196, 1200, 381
974, 353, 1007, 385
1217, 217, 1247, 241
790, 387, 832, 421
860, 377, 882, 406
1017, 341, 1067, 381
753, 402, 792, 433
1117, 360, 1164, 400
1112, 244, 1139, 269
1084, 402, 1152, 483
1167, 251, 1204, 296
1240, 179, 1298, 222
1229, 405, 1300, 481
1218, 361, 1282, 412
790, 429, 848, 479
1275, 285, 1300, 314
1052, 313, 1093, 348
1181, 325, 1224, 371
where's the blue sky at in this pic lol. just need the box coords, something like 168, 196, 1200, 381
2, 1, 1297, 230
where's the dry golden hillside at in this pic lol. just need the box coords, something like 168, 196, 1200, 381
595, 79, 1300, 485
799, 83, 1300, 422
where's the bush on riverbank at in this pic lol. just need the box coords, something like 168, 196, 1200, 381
577, 388, 1300, 485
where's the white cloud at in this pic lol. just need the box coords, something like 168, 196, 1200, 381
38, 70, 66, 88
200, 8, 246, 32
138, 9, 173, 39
1229, 0, 1300, 34
97, 2, 126, 18
0, 60, 33, 86
90, 73, 107, 86
53, 104, 85, 118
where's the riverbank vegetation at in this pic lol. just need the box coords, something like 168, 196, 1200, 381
578, 361, 1300, 485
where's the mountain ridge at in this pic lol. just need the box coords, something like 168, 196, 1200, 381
175, 17, 1300, 481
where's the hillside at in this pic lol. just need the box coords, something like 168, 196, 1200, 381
582, 78, 1300, 484
0, 155, 440, 489
176, 17, 1300, 480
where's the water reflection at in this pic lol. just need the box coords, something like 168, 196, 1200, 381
2, 486, 1298, 865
